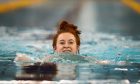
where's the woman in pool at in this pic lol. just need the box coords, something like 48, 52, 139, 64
15, 20, 113, 65
14, 20, 81, 63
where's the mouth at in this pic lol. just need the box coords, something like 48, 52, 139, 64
62, 50, 71, 52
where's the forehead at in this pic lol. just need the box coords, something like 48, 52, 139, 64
57, 32, 76, 41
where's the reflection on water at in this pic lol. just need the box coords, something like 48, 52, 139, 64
16, 63, 57, 80
0, 61, 139, 83
55, 64, 76, 80
15, 63, 77, 81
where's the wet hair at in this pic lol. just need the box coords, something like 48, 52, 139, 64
52, 20, 81, 50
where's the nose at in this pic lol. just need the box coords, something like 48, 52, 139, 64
64, 42, 69, 48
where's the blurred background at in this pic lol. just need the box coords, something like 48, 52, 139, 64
0, 0, 140, 62
0, 0, 140, 39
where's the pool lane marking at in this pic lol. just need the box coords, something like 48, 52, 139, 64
0, 0, 46, 13
122, 0, 140, 14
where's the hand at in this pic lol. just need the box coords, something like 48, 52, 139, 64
14, 53, 33, 66
14, 53, 32, 62
96, 60, 110, 65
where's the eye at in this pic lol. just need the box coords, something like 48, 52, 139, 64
59, 41, 65, 45
69, 41, 74, 45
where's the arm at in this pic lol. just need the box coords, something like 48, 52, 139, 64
14, 53, 33, 62
14, 53, 34, 66
96, 60, 111, 65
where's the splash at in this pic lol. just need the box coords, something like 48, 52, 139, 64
46, 52, 90, 64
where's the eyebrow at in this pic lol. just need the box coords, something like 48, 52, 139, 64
69, 39, 74, 42
59, 40, 65, 42
59, 39, 74, 42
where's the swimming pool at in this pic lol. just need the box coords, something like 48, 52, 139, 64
0, 28, 140, 84
0, 0, 140, 83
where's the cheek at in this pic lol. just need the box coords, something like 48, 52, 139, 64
55, 44, 62, 51
73, 44, 78, 51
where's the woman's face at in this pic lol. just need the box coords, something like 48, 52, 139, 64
55, 32, 78, 54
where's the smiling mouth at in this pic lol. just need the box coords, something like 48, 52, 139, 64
63, 50, 71, 52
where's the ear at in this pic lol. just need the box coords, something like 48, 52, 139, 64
77, 45, 79, 49
53, 46, 56, 50
77, 45, 80, 54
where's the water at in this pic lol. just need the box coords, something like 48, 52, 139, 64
0, 28, 140, 84
0, 0, 140, 83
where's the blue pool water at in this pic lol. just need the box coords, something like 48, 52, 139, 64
0, 28, 140, 83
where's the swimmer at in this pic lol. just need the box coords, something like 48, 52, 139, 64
14, 20, 81, 64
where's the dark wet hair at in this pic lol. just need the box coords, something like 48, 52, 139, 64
52, 20, 81, 50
